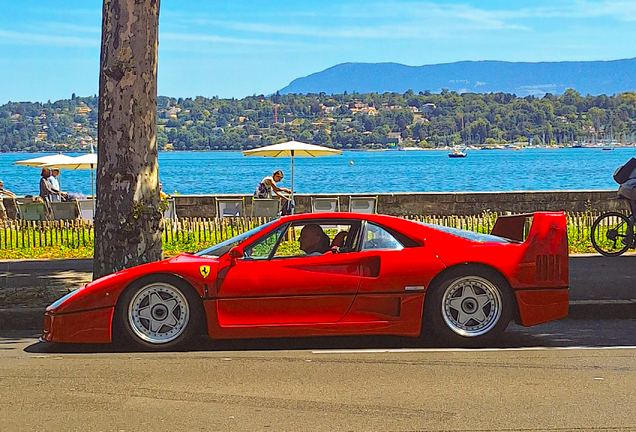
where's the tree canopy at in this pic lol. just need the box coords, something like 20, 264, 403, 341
1, 89, 635, 153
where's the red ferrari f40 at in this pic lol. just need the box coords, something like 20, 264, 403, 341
42, 212, 569, 349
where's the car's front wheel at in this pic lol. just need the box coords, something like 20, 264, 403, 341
425, 271, 513, 346
115, 276, 201, 351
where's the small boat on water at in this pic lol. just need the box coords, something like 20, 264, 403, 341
448, 148, 467, 158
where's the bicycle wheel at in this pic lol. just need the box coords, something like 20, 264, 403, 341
591, 212, 634, 257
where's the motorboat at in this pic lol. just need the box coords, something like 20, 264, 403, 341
448, 148, 467, 158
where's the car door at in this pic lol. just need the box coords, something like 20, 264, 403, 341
357, 221, 444, 294
342, 221, 445, 322
216, 221, 362, 326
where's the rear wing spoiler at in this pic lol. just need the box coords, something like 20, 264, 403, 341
491, 212, 568, 247
492, 212, 569, 287
490, 213, 534, 242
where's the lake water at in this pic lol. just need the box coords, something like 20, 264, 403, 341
0, 148, 634, 197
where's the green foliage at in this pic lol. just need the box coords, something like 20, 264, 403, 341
0, 96, 98, 152
0, 245, 93, 260
2, 91, 635, 152
276, 240, 302, 256
0, 212, 602, 259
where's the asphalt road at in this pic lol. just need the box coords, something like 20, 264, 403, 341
2, 309, 636, 432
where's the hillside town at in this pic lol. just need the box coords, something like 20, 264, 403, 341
1, 89, 635, 153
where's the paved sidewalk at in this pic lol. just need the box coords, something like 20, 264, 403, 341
1, 254, 635, 331
0, 259, 92, 330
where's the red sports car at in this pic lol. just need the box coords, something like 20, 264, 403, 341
42, 212, 569, 349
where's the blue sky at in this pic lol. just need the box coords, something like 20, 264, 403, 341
0, 0, 635, 103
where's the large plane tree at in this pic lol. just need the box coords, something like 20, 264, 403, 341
94, 0, 163, 279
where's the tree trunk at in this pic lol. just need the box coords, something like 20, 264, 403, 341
94, 0, 162, 279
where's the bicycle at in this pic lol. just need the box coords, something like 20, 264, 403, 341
590, 196, 636, 257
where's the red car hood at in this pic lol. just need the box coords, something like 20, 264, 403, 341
46, 254, 220, 315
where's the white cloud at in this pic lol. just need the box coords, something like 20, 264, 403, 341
184, 3, 533, 41
0, 26, 299, 51
34, 7, 100, 17
188, 20, 451, 39
0, 29, 98, 48
45, 23, 102, 34
199, 0, 636, 39
160, 32, 307, 48
508, 1, 636, 21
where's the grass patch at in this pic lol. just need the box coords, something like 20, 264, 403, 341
0, 213, 605, 259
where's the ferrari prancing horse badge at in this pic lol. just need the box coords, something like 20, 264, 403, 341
199, 265, 211, 278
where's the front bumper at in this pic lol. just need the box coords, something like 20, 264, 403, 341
41, 307, 115, 344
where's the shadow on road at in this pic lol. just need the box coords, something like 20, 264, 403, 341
21, 326, 560, 354
17, 303, 636, 355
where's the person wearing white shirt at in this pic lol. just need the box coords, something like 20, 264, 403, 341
48, 168, 61, 202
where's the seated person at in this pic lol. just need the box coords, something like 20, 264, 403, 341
330, 231, 348, 250
159, 182, 169, 199
299, 224, 330, 256
0, 179, 17, 220
24, 195, 44, 204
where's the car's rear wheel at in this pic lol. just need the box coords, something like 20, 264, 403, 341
115, 276, 201, 351
425, 270, 513, 346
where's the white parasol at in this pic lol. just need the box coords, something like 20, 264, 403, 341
242, 141, 342, 200
13, 153, 76, 167
14, 153, 76, 189
42, 153, 97, 210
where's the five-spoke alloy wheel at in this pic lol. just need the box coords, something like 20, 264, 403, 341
116, 276, 200, 350
128, 283, 190, 344
441, 276, 502, 337
425, 271, 512, 346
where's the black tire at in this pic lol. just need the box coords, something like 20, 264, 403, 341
591, 212, 634, 257
424, 269, 513, 347
114, 275, 202, 351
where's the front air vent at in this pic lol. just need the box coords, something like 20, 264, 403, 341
536, 254, 561, 282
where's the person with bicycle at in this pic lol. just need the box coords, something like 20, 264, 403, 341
591, 158, 636, 256
618, 167, 636, 222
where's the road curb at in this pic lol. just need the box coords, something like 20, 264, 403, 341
1, 302, 634, 332
568, 301, 636, 320
0, 258, 93, 272
0, 308, 45, 331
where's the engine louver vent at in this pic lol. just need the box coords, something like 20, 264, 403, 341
536, 254, 561, 282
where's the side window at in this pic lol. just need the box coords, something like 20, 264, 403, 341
274, 225, 305, 258
244, 227, 285, 260
272, 222, 357, 258
362, 223, 404, 251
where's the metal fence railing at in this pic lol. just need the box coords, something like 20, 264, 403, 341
0, 219, 94, 250
0, 217, 274, 251
0, 212, 611, 252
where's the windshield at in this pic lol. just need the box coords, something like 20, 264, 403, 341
195, 220, 277, 258
419, 223, 511, 243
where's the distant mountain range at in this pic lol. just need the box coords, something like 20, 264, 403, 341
279, 58, 636, 96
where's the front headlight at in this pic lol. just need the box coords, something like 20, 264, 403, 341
46, 286, 85, 312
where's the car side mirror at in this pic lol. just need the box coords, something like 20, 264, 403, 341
228, 246, 244, 265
